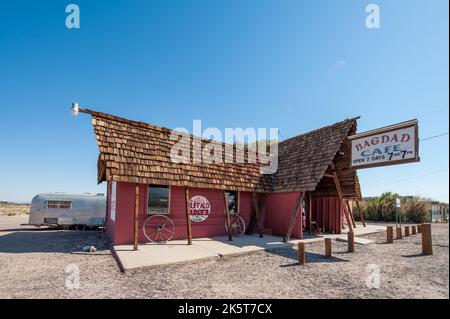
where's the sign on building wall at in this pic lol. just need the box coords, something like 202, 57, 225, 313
111, 181, 117, 221
349, 120, 419, 169
189, 195, 211, 222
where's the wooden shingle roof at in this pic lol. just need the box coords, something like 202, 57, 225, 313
86, 109, 360, 197
88, 110, 271, 192
273, 118, 358, 193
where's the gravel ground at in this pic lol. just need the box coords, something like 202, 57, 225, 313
0, 215, 448, 299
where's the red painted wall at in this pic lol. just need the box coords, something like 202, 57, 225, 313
264, 192, 303, 239
107, 183, 254, 245
105, 182, 345, 244
310, 197, 343, 234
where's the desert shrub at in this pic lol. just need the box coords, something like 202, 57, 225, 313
356, 193, 432, 223
357, 192, 399, 222
401, 197, 431, 223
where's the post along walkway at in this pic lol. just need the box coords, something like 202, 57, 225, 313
112, 223, 386, 271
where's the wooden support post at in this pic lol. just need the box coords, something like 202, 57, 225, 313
421, 223, 433, 255
252, 192, 263, 238
308, 192, 312, 234
396, 227, 402, 239
330, 165, 353, 232
185, 188, 192, 245
412, 225, 417, 235
347, 231, 354, 252
224, 191, 233, 241
133, 185, 139, 251
356, 201, 366, 227
404, 226, 410, 237
298, 242, 305, 265
417, 224, 422, 233
346, 200, 357, 229
325, 238, 332, 258
386, 226, 393, 243
284, 192, 304, 242
342, 201, 354, 232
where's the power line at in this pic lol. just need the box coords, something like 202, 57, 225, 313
415, 106, 449, 119
363, 163, 449, 186
277, 130, 286, 141
363, 167, 449, 188
420, 132, 449, 142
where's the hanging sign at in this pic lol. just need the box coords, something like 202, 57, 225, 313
349, 120, 419, 169
189, 195, 211, 222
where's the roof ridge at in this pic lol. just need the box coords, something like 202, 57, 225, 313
279, 116, 360, 145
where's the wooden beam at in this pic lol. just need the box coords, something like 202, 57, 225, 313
322, 173, 335, 178
298, 242, 305, 265
224, 191, 233, 241
185, 188, 192, 245
247, 192, 264, 238
330, 164, 353, 232
133, 185, 139, 251
386, 226, 393, 243
356, 201, 366, 227
308, 192, 312, 235
421, 223, 433, 255
325, 238, 332, 258
284, 192, 305, 242
346, 200, 357, 229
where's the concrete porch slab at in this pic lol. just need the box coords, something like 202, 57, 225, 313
113, 242, 218, 270
112, 223, 386, 271
113, 234, 292, 271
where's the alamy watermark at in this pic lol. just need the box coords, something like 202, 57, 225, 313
366, 4, 380, 29
169, 120, 279, 174
365, 264, 381, 289
65, 263, 80, 289
65, 4, 80, 29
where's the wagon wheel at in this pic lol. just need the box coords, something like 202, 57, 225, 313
143, 215, 175, 243
225, 215, 246, 237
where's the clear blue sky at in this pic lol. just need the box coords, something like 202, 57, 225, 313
0, 0, 448, 203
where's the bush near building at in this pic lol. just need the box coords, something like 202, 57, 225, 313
354, 192, 433, 223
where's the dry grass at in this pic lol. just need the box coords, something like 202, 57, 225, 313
0, 202, 30, 216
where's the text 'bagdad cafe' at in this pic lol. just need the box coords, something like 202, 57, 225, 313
349, 119, 419, 169
71, 104, 420, 251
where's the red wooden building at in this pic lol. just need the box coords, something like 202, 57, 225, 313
83, 109, 363, 247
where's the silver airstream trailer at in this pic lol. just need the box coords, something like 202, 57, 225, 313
28, 193, 106, 229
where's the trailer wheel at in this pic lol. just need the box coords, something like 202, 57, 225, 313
75, 224, 86, 231
143, 215, 175, 243
225, 215, 246, 237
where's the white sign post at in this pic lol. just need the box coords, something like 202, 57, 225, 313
349, 120, 419, 169
396, 197, 401, 229
111, 181, 117, 221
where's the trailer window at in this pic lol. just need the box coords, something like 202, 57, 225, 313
47, 201, 72, 209
225, 191, 239, 215
148, 185, 169, 215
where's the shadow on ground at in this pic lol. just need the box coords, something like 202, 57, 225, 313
267, 246, 350, 267
0, 229, 109, 254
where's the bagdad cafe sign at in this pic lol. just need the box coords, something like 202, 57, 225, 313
349, 119, 419, 169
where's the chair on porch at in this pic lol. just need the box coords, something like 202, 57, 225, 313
310, 221, 322, 235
